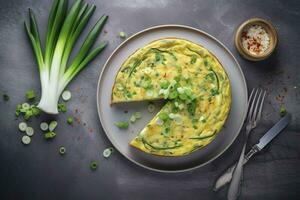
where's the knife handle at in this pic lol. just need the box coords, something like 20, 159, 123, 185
213, 146, 259, 191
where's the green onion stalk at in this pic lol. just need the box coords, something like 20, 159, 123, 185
25, 0, 108, 114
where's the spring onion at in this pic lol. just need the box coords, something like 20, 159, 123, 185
67, 116, 73, 124
62, 90, 72, 101
25, 127, 34, 136
22, 103, 30, 110
115, 121, 129, 129
147, 103, 155, 113
119, 31, 126, 39
58, 103, 67, 113
49, 121, 58, 131
130, 115, 136, 123
25, 0, 108, 114
102, 148, 113, 158
40, 122, 49, 131
26, 89, 36, 100
44, 131, 56, 139
19, 122, 28, 132
90, 161, 98, 170
22, 135, 31, 145
59, 146, 66, 155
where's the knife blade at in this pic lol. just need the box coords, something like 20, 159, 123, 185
213, 114, 291, 191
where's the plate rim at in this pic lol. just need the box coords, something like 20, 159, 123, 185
96, 24, 248, 173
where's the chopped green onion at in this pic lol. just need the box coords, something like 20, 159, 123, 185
62, 90, 72, 101
18, 122, 27, 132
49, 120, 58, 131
147, 103, 155, 113
67, 116, 73, 124
58, 103, 67, 113
130, 115, 136, 123
22, 103, 30, 110
90, 161, 98, 170
115, 121, 129, 129
102, 148, 113, 158
25, 127, 34, 136
59, 146, 66, 155
133, 112, 141, 119
3, 93, 9, 101
158, 112, 169, 121
44, 131, 56, 139
119, 31, 126, 38
40, 122, 48, 131
25, 89, 36, 100
24, 110, 33, 120
22, 135, 31, 145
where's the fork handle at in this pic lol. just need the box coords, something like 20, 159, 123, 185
227, 144, 246, 200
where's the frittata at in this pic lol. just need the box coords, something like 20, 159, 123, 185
111, 38, 231, 156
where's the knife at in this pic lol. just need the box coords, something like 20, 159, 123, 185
213, 113, 291, 191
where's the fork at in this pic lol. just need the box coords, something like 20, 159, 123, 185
227, 88, 266, 200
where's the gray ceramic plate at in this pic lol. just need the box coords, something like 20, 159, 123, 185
96, 25, 248, 173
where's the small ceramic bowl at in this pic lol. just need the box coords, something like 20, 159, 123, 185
235, 18, 278, 61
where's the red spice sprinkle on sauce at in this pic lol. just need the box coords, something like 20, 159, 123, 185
241, 25, 270, 55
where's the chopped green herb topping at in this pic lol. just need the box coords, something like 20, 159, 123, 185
115, 121, 129, 129
190, 55, 197, 64
25, 90, 36, 101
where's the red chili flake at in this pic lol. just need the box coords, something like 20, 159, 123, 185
88, 128, 94, 133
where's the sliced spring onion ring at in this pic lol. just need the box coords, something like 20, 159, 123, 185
40, 122, 48, 131
119, 31, 126, 38
130, 115, 136, 123
59, 146, 66, 155
22, 135, 31, 145
133, 112, 141, 119
25, 127, 34, 136
102, 148, 113, 158
147, 103, 155, 113
90, 161, 98, 170
18, 122, 27, 132
22, 103, 30, 110
49, 121, 58, 131
62, 90, 72, 101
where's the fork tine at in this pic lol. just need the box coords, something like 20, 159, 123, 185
247, 88, 259, 122
255, 90, 266, 122
251, 89, 263, 122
